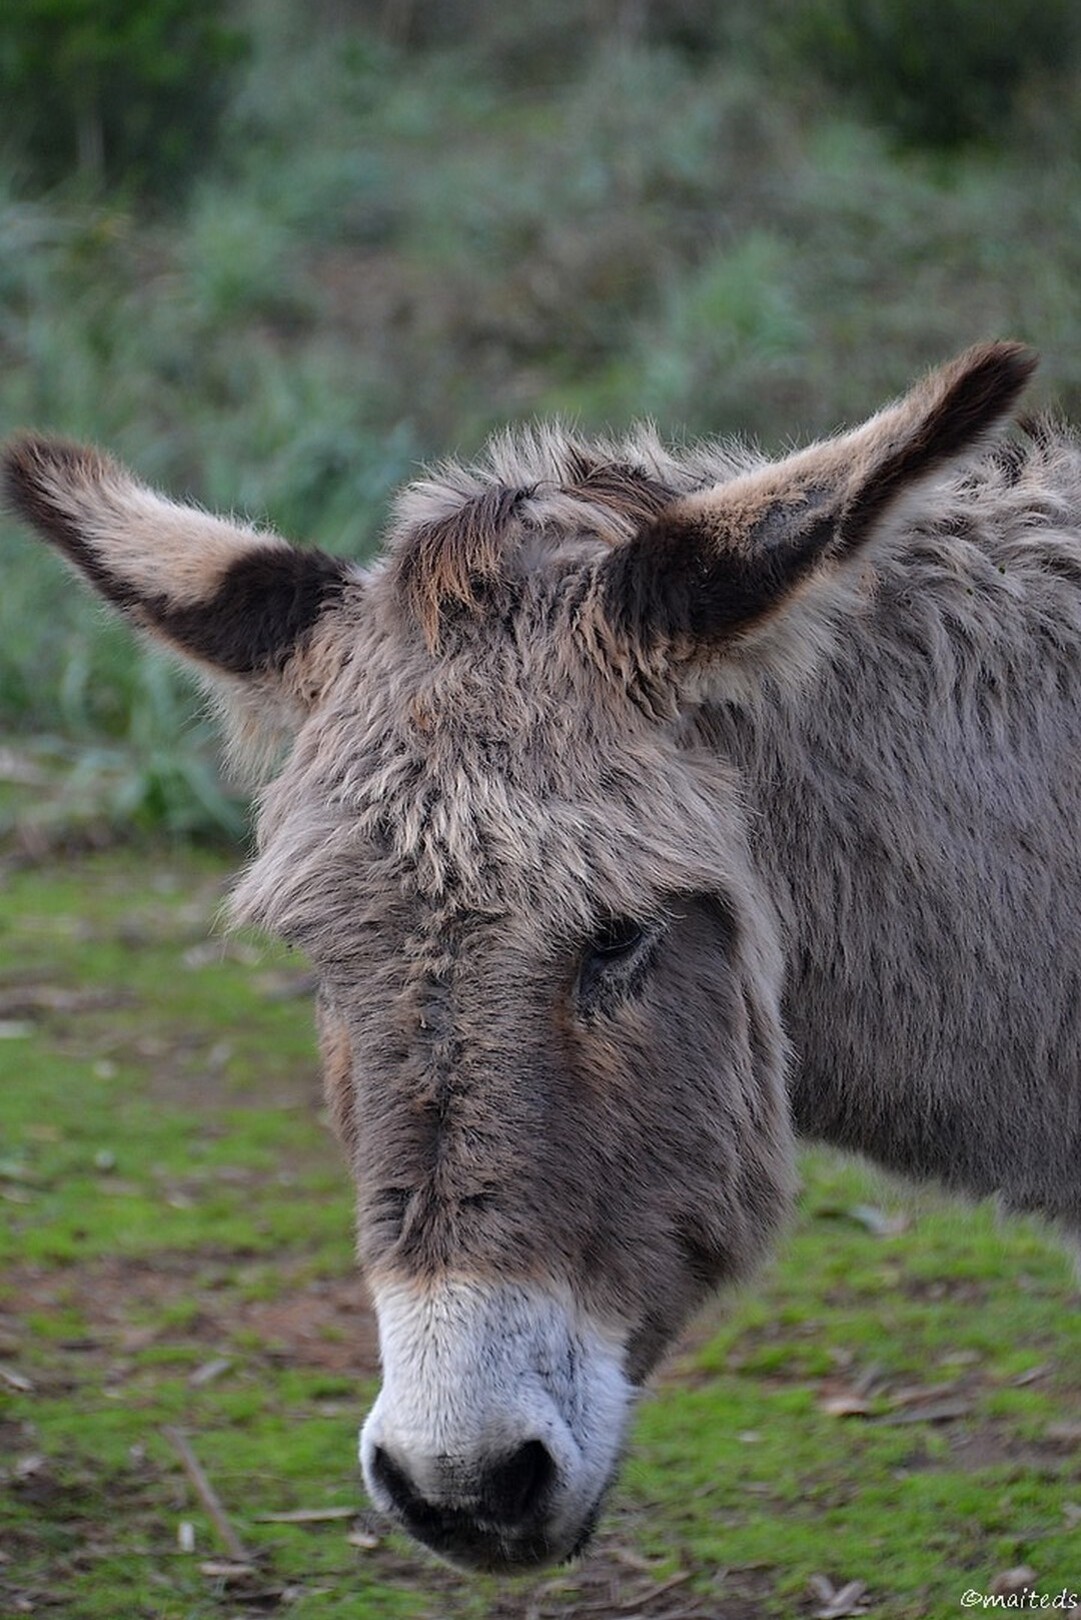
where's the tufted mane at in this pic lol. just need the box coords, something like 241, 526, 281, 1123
386, 423, 748, 647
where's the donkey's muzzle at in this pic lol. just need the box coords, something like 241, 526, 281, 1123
359, 1276, 631, 1571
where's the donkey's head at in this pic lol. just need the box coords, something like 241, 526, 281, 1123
3, 342, 1035, 1571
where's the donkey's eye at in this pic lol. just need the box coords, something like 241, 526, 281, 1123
578, 916, 655, 1010
590, 917, 646, 960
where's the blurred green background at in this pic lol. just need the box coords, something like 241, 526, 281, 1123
2, 0, 1081, 841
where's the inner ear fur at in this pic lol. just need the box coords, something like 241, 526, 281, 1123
2, 435, 351, 680
599, 341, 1038, 659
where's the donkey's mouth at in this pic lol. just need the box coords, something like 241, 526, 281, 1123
392, 1488, 607, 1575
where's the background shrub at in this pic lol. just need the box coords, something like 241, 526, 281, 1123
778, 0, 1081, 149
0, 0, 248, 198
1, 0, 1080, 840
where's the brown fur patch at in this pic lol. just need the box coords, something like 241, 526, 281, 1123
393, 483, 534, 650
560, 450, 674, 527
390, 445, 677, 650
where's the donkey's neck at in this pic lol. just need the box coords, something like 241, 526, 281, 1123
708, 525, 1081, 1228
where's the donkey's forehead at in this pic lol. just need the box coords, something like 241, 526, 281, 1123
237, 639, 751, 941
337, 677, 739, 904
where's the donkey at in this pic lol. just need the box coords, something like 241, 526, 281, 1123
5, 343, 1081, 1573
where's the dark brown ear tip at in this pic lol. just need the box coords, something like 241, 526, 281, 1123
2, 437, 47, 520
2, 434, 112, 520
926, 342, 1039, 440
958, 340, 1040, 392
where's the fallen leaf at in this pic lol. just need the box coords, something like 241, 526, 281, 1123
611, 1548, 661, 1573
878, 1400, 971, 1425
888, 1382, 962, 1408
850, 1363, 885, 1397
189, 1357, 232, 1388
255, 1507, 356, 1523
1010, 1364, 1049, 1387
0, 1365, 34, 1393
199, 1560, 256, 1583
989, 1566, 1037, 1597
0, 1161, 42, 1185
809, 1575, 871, 1618
820, 1394, 875, 1418
847, 1204, 910, 1237
938, 1350, 982, 1368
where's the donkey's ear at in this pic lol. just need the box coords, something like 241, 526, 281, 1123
599, 342, 1037, 665
3, 437, 353, 689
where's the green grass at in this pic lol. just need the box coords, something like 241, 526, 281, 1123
1, 848, 1079, 1618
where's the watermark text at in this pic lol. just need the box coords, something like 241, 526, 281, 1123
961, 1591, 1079, 1612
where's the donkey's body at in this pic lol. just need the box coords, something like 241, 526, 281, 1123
720, 454, 1081, 1223
6, 343, 1079, 1572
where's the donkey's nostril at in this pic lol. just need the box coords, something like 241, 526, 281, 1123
478, 1438, 555, 1526
370, 1443, 422, 1520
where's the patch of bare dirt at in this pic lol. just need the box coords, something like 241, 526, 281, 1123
1, 1253, 381, 1379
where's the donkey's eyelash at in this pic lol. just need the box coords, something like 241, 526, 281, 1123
576, 915, 665, 1012
591, 916, 647, 957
